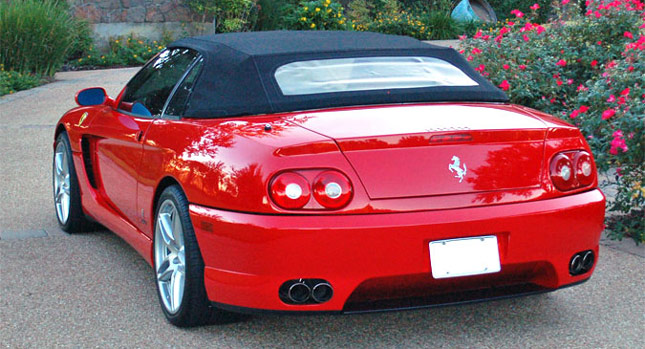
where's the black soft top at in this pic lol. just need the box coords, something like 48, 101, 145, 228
168, 31, 508, 118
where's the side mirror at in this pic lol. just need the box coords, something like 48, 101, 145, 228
75, 87, 107, 106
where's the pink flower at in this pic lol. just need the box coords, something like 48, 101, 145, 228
590, 60, 598, 67
511, 9, 524, 18
499, 27, 510, 35
618, 97, 626, 105
503, 64, 510, 70
602, 109, 616, 120
620, 87, 630, 96
607, 94, 616, 103
475, 64, 486, 72
535, 25, 546, 34
523, 34, 530, 42
482, 35, 491, 41
472, 47, 482, 55
624, 31, 634, 39
561, 0, 570, 4
473, 30, 483, 39
458, 35, 467, 40
610, 131, 628, 155
530, 3, 540, 10
499, 80, 510, 91
507, 21, 515, 26
556, 59, 567, 67
519, 64, 527, 70
594, 11, 602, 18
570, 110, 579, 118
628, 66, 635, 72
467, 55, 473, 61
579, 105, 589, 113
556, 79, 563, 86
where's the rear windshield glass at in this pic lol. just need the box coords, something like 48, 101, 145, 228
274, 56, 478, 96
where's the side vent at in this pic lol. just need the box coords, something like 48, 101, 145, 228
81, 137, 98, 189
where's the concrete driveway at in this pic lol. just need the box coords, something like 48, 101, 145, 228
1, 68, 643, 348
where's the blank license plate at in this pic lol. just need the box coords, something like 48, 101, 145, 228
429, 235, 501, 279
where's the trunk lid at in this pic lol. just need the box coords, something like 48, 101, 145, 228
291, 104, 548, 199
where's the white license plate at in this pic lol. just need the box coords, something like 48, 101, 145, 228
429, 235, 501, 279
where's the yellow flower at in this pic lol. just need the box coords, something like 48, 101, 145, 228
310, 23, 316, 28
138, 40, 143, 44
327, 9, 331, 13
304, 6, 308, 11
315, 7, 320, 12
339, 20, 345, 24
87, 55, 91, 58
301, 17, 307, 22
133, 54, 138, 58
115, 40, 120, 44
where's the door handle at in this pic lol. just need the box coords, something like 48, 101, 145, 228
135, 131, 143, 142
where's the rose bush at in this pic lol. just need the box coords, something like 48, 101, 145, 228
461, 0, 644, 243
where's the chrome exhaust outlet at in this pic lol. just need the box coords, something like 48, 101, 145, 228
582, 250, 595, 271
311, 282, 333, 303
569, 254, 583, 275
287, 281, 311, 304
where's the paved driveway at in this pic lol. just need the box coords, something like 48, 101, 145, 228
0, 68, 643, 348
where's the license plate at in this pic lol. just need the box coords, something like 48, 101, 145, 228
429, 235, 501, 279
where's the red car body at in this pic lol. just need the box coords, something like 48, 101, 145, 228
54, 32, 604, 317
56, 100, 605, 312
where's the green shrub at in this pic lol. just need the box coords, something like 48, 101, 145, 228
0, 0, 76, 76
348, 0, 463, 39
184, 0, 259, 32
285, 0, 349, 30
487, 0, 554, 23
0, 68, 42, 96
460, 0, 644, 243
256, 0, 300, 30
73, 35, 171, 68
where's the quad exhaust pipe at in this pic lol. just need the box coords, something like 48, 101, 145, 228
281, 279, 334, 304
569, 250, 595, 276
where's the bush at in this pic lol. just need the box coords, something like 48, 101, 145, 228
487, 0, 554, 23
348, 0, 464, 39
0, 0, 77, 76
460, 1, 644, 243
285, 0, 349, 30
184, 0, 259, 32
256, 0, 300, 30
72, 35, 172, 68
0, 68, 42, 96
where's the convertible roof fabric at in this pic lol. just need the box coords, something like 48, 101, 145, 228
168, 31, 508, 118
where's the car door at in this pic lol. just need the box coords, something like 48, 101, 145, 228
90, 48, 200, 228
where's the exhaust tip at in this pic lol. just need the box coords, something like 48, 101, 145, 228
582, 250, 595, 270
311, 283, 333, 303
569, 250, 595, 276
569, 254, 583, 275
287, 282, 311, 303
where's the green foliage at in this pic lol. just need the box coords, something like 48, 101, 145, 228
487, 0, 554, 23
72, 35, 172, 68
285, 0, 349, 30
0, 0, 78, 76
184, 0, 258, 32
460, 0, 645, 243
0, 68, 42, 96
256, 0, 300, 30
348, 0, 463, 39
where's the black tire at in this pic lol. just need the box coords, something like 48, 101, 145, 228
53, 132, 90, 232
153, 185, 238, 327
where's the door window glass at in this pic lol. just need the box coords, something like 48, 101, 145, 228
119, 48, 199, 117
164, 57, 204, 117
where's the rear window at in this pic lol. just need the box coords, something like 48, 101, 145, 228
274, 56, 478, 96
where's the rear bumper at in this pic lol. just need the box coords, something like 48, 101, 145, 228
190, 189, 605, 313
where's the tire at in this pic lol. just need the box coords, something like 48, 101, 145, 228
53, 132, 90, 232
153, 185, 237, 327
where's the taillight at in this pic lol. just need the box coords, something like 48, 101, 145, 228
269, 172, 311, 209
268, 170, 353, 210
573, 151, 594, 186
313, 171, 353, 209
550, 151, 595, 191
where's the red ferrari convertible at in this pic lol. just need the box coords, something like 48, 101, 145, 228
53, 31, 605, 327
